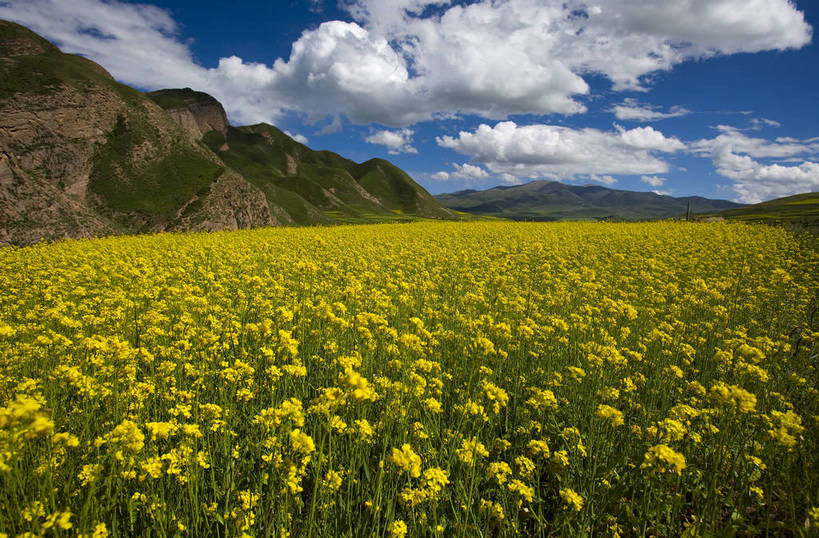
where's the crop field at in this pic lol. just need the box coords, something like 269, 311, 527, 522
0, 222, 817, 537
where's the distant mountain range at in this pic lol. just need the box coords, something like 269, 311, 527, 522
0, 20, 454, 245
436, 180, 744, 221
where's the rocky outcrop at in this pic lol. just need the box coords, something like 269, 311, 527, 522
166, 168, 278, 232
147, 88, 230, 145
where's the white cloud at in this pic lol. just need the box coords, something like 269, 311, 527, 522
431, 163, 491, 182
691, 129, 819, 202
451, 163, 490, 180
364, 128, 417, 154
0, 0, 811, 126
750, 118, 781, 130
612, 99, 690, 121
436, 121, 684, 180
616, 124, 687, 152
691, 128, 819, 159
652, 189, 673, 196
641, 175, 667, 187
284, 131, 309, 145
589, 175, 618, 185
712, 148, 819, 203
716, 118, 783, 132
499, 173, 522, 185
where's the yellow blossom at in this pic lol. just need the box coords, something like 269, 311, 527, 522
595, 404, 624, 427
389, 444, 422, 478
641, 444, 686, 475
560, 488, 584, 511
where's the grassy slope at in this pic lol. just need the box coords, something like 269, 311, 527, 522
354, 159, 454, 219
204, 123, 455, 224
713, 192, 819, 224
89, 115, 224, 218
202, 127, 335, 225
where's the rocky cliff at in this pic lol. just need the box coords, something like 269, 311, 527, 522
147, 88, 230, 145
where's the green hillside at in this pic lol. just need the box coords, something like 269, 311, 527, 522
199, 122, 455, 224
713, 192, 819, 224
0, 21, 138, 104
88, 115, 224, 220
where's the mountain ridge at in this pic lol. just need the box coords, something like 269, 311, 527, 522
435, 179, 744, 221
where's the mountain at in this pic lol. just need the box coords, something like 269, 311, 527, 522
192, 120, 453, 224
0, 21, 454, 245
0, 20, 276, 245
145, 90, 454, 224
435, 180, 744, 221
712, 192, 819, 224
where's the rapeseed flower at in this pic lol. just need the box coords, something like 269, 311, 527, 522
641, 444, 686, 475
389, 444, 422, 478
560, 488, 584, 511
595, 405, 624, 427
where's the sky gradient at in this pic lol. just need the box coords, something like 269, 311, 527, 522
1, 0, 817, 202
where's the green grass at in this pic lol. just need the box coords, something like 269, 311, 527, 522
0, 22, 143, 108
204, 125, 455, 225
713, 192, 819, 225
355, 159, 450, 218
89, 115, 223, 219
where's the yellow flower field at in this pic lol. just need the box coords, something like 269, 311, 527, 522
0, 222, 817, 536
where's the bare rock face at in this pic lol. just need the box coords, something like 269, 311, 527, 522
2, 37, 45, 57
2, 86, 139, 201
146, 88, 230, 144
165, 168, 281, 232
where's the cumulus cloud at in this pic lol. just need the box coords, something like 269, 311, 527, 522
365, 128, 418, 154
0, 0, 811, 126
589, 175, 618, 185
436, 121, 685, 180
284, 131, 309, 145
712, 148, 819, 203
691, 128, 819, 159
451, 163, 490, 180
691, 128, 819, 202
641, 176, 667, 187
431, 163, 496, 182
612, 98, 690, 121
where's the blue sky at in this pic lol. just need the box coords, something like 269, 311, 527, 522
2, 0, 817, 202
